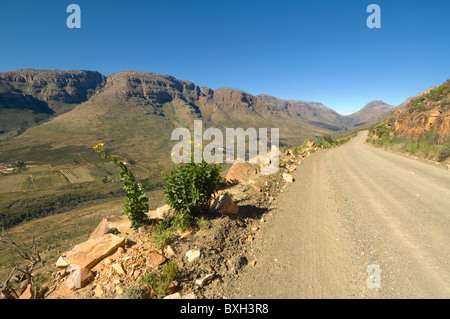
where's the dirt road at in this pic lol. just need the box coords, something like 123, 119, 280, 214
227, 131, 450, 298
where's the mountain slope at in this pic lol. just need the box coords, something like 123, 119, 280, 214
0, 69, 105, 140
0, 69, 402, 170
345, 100, 395, 127
367, 79, 450, 163
390, 80, 450, 141
0, 70, 336, 171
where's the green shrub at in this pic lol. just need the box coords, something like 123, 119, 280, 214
141, 260, 179, 297
437, 146, 450, 162
93, 143, 149, 230
121, 283, 150, 299
163, 157, 222, 218
151, 221, 174, 249
196, 217, 210, 230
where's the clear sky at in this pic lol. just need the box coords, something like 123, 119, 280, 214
0, 0, 449, 114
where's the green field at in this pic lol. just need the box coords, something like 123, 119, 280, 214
60, 167, 95, 184
0, 174, 34, 193
32, 171, 69, 190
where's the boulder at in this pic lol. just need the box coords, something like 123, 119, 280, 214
88, 217, 118, 241
66, 266, 94, 290
147, 204, 175, 221
109, 218, 134, 235
209, 195, 239, 215
225, 162, 260, 184
61, 233, 126, 270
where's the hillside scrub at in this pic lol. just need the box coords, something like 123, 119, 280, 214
366, 122, 450, 162
155, 155, 222, 238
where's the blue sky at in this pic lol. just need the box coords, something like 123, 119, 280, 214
0, 0, 449, 114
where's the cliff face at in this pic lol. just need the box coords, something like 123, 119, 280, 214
89, 71, 350, 129
390, 80, 450, 141
0, 69, 106, 104
0, 69, 106, 140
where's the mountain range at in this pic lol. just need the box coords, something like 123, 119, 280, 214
0, 69, 398, 168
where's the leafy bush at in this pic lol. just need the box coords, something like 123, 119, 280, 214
93, 143, 149, 230
163, 158, 222, 218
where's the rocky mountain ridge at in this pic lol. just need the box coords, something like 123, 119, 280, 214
0, 69, 395, 143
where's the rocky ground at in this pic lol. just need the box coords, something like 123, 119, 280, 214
6, 144, 317, 299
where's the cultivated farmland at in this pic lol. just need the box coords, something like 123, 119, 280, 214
32, 171, 69, 190
60, 167, 95, 184
0, 174, 34, 193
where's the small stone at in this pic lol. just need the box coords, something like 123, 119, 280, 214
195, 273, 214, 287
56, 256, 69, 268
163, 292, 182, 299
164, 245, 176, 258
66, 267, 94, 290
182, 292, 197, 299
112, 263, 126, 276
185, 249, 201, 263
282, 173, 294, 182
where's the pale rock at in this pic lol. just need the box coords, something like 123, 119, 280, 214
163, 292, 182, 299
147, 204, 175, 220
112, 263, 126, 276
282, 173, 294, 183
195, 273, 214, 287
164, 245, 177, 258
56, 256, 69, 268
182, 292, 197, 299
88, 217, 118, 241
66, 267, 94, 290
185, 249, 201, 263
61, 234, 126, 270
209, 195, 239, 215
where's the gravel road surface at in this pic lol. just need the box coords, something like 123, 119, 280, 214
228, 131, 450, 298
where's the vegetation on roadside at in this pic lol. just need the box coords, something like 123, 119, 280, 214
280, 134, 354, 155
151, 146, 222, 248
93, 143, 150, 230
408, 83, 450, 113
366, 122, 450, 162
140, 260, 179, 297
